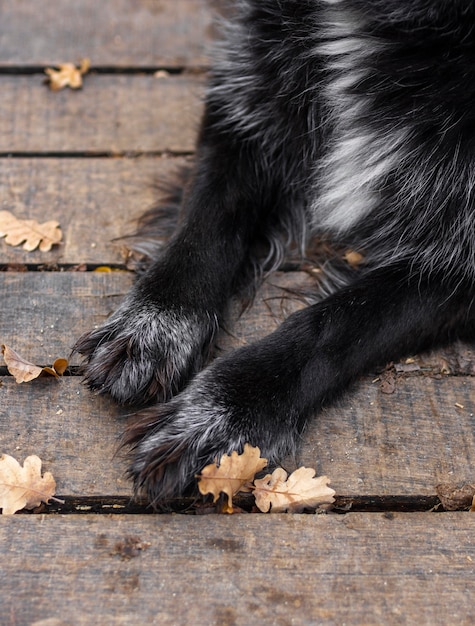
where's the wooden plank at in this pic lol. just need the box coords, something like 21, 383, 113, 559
0, 376, 474, 497
0, 272, 474, 496
0, 156, 188, 265
0, 0, 218, 68
0, 378, 131, 497
0, 272, 133, 364
298, 375, 475, 495
0, 271, 311, 364
0, 513, 473, 625
0, 74, 204, 153
0, 269, 472, 370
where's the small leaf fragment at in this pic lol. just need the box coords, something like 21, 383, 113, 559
0, 210, 62, 252
52, 358, 68, 376
45, 58, 90, 91
94, 266, 113, 272
343, 249, 364, 267
2, 345, 68, 383
0, 454, 57, 515
253, 467, 335, 513
197, 444, 268, 513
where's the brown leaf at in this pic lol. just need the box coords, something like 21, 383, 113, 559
197, 444, 268, 513
0, 454, 57, 514
0, 210, 62, 252
253, 467, 335, 513
2, 345, 68, 383
343, 249, 364, 267
44, 58, 90, 91
2, 345, 42, 382
52, 358, 68, 376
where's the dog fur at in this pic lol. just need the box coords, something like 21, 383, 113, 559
75, 0, 475, 503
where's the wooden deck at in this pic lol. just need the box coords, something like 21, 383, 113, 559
0, 2, 474, 624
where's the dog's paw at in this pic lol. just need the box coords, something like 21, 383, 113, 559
123, 346, 301, 503
74, 297, 218, 405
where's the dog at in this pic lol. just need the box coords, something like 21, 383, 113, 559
75, 0, 475, 503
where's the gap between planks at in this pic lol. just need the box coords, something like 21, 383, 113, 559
17, 494, 446, 515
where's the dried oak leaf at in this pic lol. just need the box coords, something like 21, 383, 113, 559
197, 444, 268, 513
0, 454, 56, 515
0, 210, 62, 252
45, 58, 90, 91
253, 467, 335, 513
2, 344, 68, 383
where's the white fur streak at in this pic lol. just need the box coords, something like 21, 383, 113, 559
312, 7, 406, 233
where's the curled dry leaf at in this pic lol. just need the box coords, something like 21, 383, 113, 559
197, 444, 268, 513
0, 454, 57, 515
2, 345, 68, 383
45, 58, 90, 91
253, 467, 335, 513
50, 358, 68, 375
0, 210, 62, 252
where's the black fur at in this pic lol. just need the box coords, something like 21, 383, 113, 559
75, 0, 475, 503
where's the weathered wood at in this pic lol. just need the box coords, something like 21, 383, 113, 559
0, 272, 133, 363
0, 377, 131, 496
0, 514, 473, 625
0, 156, 188, 265
0, 375, 473, 496
0, 0, 219, 68
2, 0, 473, 619
299, 375, 475, 495
2, 270, 473, 369
0, 74, 204, 153
0, 271, 312, 364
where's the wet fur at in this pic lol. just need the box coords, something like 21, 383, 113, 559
75, 0, 475, 504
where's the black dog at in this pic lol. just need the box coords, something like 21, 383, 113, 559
76, 0, 475, 502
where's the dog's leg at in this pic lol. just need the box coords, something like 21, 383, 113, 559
75, 104, 302, 405
124, 263, 474, 501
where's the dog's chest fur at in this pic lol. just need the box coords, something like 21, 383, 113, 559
209, 0, 475, 278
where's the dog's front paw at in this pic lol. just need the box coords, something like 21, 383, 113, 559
74, 297, 218, 405
124, 384, 243, 502
124, 344, 302, 503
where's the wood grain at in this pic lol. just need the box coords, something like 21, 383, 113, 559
0, 377, 131, 496
2, 270, 472, 369
0, 0, 218, 68
0, 271, 312, 364
2, 0, 474, 620
0, 272, 133, 363
0, 375, 473, 496
300, 375, 475, 495
0, 156, 188, 265
0, 513, 473, 626
0, 75, 204, 153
